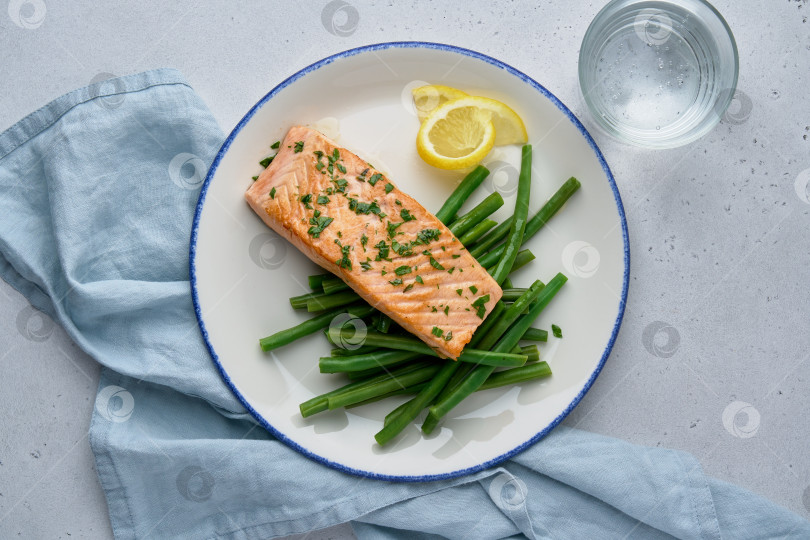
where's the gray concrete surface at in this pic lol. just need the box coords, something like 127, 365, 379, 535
1, 1, 808, 538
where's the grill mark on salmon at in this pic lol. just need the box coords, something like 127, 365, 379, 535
245, 126, 502, 359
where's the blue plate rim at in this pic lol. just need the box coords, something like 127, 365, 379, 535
189, 40, 630, 482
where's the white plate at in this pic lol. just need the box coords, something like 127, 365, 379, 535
191, 42, 629, 481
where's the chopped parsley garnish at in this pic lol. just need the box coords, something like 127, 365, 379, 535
317, 195, 330, 205
360, 260, 372, 271
448, 267, 456, 274
357, 168, 369, 182
552, 324, 563, 338
452, 254, 461, 259
313, 150, 324, 158
269, 187, 276, 199
444, 306, 449, 316
307, 214, 333, 238
394, 265, 412, 275
316, 162, 325, 171
374, 240, 390, 261
252, 175, 258, 181
389, 278, 403, 286
299, 193, 313, 209
385, 183, 394, 194
337, 163, 346, 174
259, 156, 274, 168
431, 326, 444, 337
431, 306, 438, 312
456, 289, 463, 295
400, 209, 416, 222
368, 173, 383, 186
415, 228, 440, 245
349, 198, 384, 217
415, 275, 423, 284
404, 283, 414, 292
471, 294, 491, 319
332, 148, 340, 161
336, 244, 352, 270
294, 141, 304, 153
443, 331, 453, 341
429, 256, 444, 270
360, 234, 368, 251
270, 141, 280, 149
395, 199, 402, 206
469, 285, 478, 294
391, 240, 413, 257
387, 221, 403, 238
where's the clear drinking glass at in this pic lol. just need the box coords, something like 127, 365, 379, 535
579, 0, 739, 148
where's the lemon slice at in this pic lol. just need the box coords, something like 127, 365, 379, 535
412, 85, 469, 122
467, 96, 528, 146
416, 97, 496, 170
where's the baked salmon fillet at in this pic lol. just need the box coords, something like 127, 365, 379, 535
245, 126, 502, 359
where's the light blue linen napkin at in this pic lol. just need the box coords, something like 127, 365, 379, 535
1, 69, 807, 540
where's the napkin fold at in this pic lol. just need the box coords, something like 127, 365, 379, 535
1, 69, 807, 540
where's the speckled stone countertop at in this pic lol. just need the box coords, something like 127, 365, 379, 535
1, 1, 808, 538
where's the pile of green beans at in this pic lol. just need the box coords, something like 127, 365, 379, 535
258, 153, 581, 446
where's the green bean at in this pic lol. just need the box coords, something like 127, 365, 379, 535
376, 314, 393, 333
478, 361, 551, 390
319, 350, 422, 373
300, 360, 433, 417
521, 328, 548, 342
259, 304, 374, 351
459, 218, 497, 246
384, 356, 549, 429
487, 249, 535, 277
289, 291, 325, 310
520, 344, 540, 363
469, 218, 513, 258
321, 276, 350, 295
374, 360, 458, 445
328, 364, 442, 410
326, 330, 527, 367
308, 273, 330, 291
330, 345, 380, 357
434, 165, 490, 224
448, 192, 504, 238
306, 290, 361, 312
413, 284, 540, 435
477, 280, 545, 350
490, 145, 532, 285
477, 177, 581, 268
424, 272, 567, 427
346, 382, 428, 409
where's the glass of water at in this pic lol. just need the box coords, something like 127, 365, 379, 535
579, 0, 738, 148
